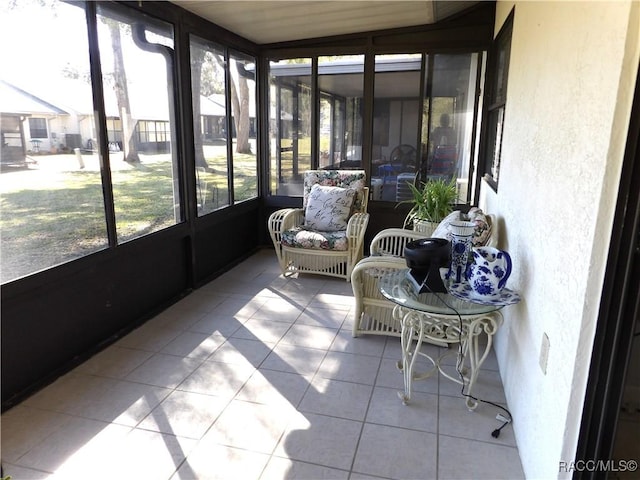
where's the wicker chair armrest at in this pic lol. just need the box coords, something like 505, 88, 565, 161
346, 212, 370, 275
268, 208, 304, 237
347, 212, 370, 237
359, 187, 370, 213
352, 255, 407, 275
351, 256, 408, 299
370, 228, 429, 257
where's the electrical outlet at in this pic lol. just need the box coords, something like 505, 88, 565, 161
496, 413, 511, 423
539, 332, 550, 374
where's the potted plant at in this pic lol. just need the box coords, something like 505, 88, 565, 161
400, 178, 458, 235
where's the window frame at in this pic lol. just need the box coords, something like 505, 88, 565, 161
481, 8, 514, 192
28, 117, 48, 139
265, 51, 485, 205
94, 2, 182, 244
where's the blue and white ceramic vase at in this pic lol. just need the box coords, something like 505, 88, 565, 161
448, 221, 475, 283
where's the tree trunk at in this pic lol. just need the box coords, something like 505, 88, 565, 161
230, 61, 251, 154
191, 49, 210, 170
108, 21, 139, 163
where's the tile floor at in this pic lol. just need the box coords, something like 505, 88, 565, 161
1, 249, 524, 480
612, 406, 640, 480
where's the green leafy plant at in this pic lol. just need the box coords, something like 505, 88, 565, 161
399, 178, 457, 227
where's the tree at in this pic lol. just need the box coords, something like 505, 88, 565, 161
191, 47, 228, 171
107, 20, 140, 163
200, 51, 225, 96
61, 63, 91, 83
191, 47, 253, 161
229, 59, 252, 154
190, 47, 210, 170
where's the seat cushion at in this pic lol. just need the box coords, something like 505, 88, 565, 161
304, 184, 356, 231
281, 227, 349, 251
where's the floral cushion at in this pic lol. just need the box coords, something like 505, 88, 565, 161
281, 227, 349, 251
304, 184, 356, 232
432, 208, 492, 246
303, 170, 367, 212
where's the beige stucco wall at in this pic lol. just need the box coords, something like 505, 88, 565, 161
480, 1, 639, 478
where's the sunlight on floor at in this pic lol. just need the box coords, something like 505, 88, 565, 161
1, 249, 524, 479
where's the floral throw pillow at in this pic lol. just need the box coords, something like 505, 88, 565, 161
304, 184, 356, 232
432, 208, 492, 246
303, 170, 367, 212
467, 207, 492, 246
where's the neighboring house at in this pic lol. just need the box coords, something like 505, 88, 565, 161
199, 94, 227, 141
1, 79, 255, 156
1, 78, 177, 155
1, 79, 102, 155
200, 93, 257, 141
0, 113, 28, 167
0, 80, 70, 161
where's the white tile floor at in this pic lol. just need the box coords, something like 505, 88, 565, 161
612, 408, 640, 480
1, 249, 524, 480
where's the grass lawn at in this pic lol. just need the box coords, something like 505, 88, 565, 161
0, 148, 257, 283
196, 145, 258, 215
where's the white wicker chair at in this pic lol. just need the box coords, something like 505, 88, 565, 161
268, 170, 370, 281
351, 213, 497, 337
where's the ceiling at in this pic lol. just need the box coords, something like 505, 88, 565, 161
170, 1, 480, 45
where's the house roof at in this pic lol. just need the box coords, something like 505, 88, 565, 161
204, 93, 257, 118
0, 78, 176, 121
0, 80, 68, 116
0, 79, 255, 122
199, 94, 226, 117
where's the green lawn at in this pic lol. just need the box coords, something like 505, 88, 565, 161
0, 149, 257, 282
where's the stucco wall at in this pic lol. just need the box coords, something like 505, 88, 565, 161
480, 2, 639, 478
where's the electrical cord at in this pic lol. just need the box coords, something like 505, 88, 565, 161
419, 270, 513, 438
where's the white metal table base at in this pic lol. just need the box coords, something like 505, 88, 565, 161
393, 305, 503, 410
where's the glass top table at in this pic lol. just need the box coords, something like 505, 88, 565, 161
379, 269, 503, 316
378, 269, 506, 409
